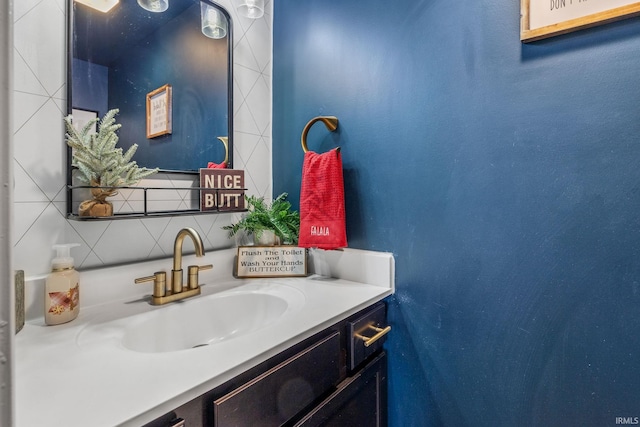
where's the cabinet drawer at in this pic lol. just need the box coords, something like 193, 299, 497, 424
213, 331, 341, 427
293, 351, 387, 427
347, 303, 389, 371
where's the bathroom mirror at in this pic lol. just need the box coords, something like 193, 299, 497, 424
67, 0, 233, 172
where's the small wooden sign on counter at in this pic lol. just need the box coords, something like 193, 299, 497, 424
200, 169, 245, 211
236, 246, 307, 278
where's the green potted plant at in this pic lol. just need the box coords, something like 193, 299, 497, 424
64, 109, 159, 217
223, 193, 300, 245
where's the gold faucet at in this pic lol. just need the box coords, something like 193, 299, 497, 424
135, 227, 212, 305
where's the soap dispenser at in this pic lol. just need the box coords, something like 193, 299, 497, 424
45, 243, 80, 325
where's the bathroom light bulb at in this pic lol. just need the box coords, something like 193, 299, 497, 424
201, 2, 227, 39
237, 0, 264, 19
137, 0, 168, 13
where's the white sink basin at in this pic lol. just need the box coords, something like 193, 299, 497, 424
77, 282, 305, 353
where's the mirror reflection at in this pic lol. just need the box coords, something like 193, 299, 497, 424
70, 0, 233, 171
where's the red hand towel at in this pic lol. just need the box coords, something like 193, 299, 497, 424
207, 161, 227, 169
299, 148, 347, 249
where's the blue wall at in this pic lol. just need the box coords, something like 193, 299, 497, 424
72, 58, 108, 116
273, 1, 640, 425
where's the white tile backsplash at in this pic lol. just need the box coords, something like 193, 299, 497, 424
12, 0, 273, 276
14, 0, 66, 96
247, 79, 271, 135
244, 17, 272, 73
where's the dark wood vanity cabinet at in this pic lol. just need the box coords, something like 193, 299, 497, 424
143, 301, 389, 427
213, 331, 343, 426
293, 352, 387, 427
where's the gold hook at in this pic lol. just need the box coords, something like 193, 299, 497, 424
301, 116, 339, 153
217, 136, 229, 165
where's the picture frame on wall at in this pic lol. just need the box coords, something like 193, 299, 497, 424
71, 108, 98, 134
146, 84, 172, 138
521, 0, 640, 42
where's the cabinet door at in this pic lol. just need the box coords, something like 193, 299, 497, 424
293, 351, 387, 427
213, 332, 342, 427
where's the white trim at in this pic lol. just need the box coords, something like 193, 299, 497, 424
0, 0, 14, 425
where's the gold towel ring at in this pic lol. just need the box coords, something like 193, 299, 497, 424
217, 136, 229, 165
301, 116, 339, 153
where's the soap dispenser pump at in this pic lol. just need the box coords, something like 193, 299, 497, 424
45, 243, 80, 325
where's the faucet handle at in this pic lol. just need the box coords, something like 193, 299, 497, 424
135, 271, 167, 298
187, 264, 212, 289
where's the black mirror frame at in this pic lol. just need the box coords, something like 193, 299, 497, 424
65, 0, 234, 219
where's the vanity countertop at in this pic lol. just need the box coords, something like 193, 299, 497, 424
15, 248, 394, 427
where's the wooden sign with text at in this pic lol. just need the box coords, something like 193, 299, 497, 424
236, 246, 307, 278
200, 169, 246, 211
521, 0, 640, 42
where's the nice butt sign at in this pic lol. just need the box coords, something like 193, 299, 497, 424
199, 169, 246, 211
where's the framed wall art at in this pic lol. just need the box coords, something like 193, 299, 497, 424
521, 0, 640, 42
146, 84, 172, 138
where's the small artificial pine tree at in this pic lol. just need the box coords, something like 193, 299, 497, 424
64, 108, 158, 192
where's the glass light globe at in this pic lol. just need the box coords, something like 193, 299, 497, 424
137, 0, 168, 13
237, 0, 264, 19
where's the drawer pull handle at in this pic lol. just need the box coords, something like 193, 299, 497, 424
355, 325, 391, 347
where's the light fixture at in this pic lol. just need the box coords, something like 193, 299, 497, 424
201, 2, 228, 39
236, 0, 264, 19
74, 0, 119, 13
137, 0, 168, 13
